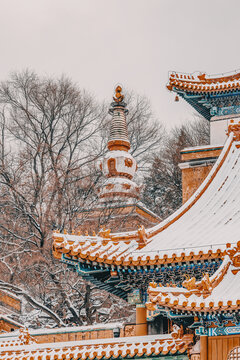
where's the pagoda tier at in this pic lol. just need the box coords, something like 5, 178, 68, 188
53, 125, 240, 299
167, 70, 240, 121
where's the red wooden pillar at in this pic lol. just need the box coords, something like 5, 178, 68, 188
201, 335, 208, 360
136, 304, 148, 336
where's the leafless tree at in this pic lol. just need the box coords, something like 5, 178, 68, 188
143, 117, 210, 218
0, 71, 162, 327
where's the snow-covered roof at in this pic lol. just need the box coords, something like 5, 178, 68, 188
147, 241, 240, 313
181, 144, 223, 153
0, 326, 193, 359
0, 328, 36, 348
167, 70, 240, 94
53, 132, 240, 266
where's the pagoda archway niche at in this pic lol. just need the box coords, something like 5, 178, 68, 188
228, 346, 240, 359
107, 158, 117, 175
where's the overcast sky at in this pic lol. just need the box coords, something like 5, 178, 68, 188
0, 0, 240, 128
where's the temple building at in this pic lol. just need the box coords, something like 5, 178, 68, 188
169, 71, 240, 202
2, 71, 240, 359
77, 86, 160, 233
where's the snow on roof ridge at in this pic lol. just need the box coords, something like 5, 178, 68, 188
29, 321, 124, 335
169, 69, 240, 82
0, 333, 181, 351
0, 322, 124, 341
182, 144, 223, 152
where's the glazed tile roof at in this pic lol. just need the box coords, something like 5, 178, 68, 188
53, 132, 240, 266
167, 70, 240, 94
0, 328, 192, 359
0, 328, 36, 348
147, 241, 240, 313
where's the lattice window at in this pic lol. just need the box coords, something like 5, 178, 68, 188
228, 347, 240, 360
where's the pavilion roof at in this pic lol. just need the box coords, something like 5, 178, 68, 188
167, 70, 240, 94
147, 241, 240, 314
53, 132, 240, 267
0, 327, 193, 359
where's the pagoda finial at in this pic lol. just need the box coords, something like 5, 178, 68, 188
113, 85, 124, 103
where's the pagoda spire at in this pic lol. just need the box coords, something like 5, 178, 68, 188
99, 86, 139, 202
108, 86, 130, 152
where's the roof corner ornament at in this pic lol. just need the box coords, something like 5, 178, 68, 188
182, 275, 196, 290
227, 120, 240, 141
182, 273, 211, 295
226, 241, 240, 274
146, 302, 156, 311
113, 85, 124, 103
98, 226, 112, 239
197, 73, 206, 81
137, 225, 147, 249
170, 324, 183, 340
